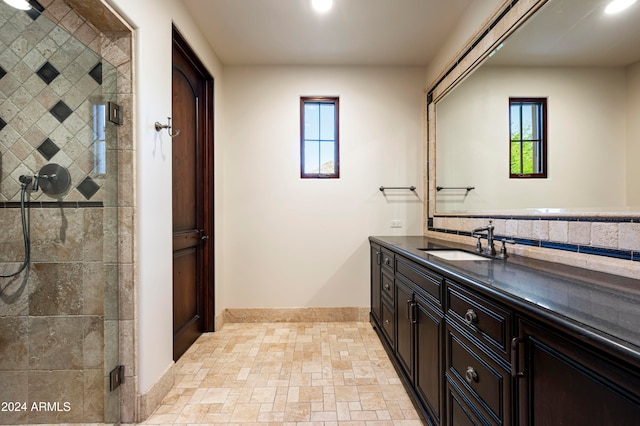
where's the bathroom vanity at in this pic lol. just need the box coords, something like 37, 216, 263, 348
369, 236, 640, 426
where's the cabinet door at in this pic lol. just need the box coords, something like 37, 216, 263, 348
370, 244, 382, 323
396, 279, 414, 381
415, 294, 443, 424
517, 319, 640, 426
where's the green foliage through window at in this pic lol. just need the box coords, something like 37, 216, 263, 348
509, 98, 547, 178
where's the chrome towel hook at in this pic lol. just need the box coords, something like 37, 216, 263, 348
154, 117, 181, 138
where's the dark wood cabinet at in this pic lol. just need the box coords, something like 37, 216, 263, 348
396, 279, 414, 379
516, 319, 640, 426
415, 293, 444, 424
395, 263, 445, 425
445, 323, 510, 425
369, 238, 640, 426
370, 243, 382, 324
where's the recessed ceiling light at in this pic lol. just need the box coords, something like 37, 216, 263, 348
605, 0, 637, 14
311, 0, 333, 13
2, 0, 31, 10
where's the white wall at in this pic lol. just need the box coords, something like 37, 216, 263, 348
107, 0, 224, 394
435, 65, 628, 213
222, 66, 425, 308
102, 0, 425, 395
626, 61, 640, 208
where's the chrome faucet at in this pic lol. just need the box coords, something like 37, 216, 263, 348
472, 220, 496, 257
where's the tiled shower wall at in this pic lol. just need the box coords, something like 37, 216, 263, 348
0, 0, 133, 423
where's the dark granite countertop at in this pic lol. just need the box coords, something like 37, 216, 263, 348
370, 235, 640, 364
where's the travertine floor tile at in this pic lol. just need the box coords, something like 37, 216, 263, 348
138, 322, 422, 425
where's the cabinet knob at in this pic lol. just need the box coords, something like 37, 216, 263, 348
384, 283, 391, 291
465, 366, 478, 384
464, 309, 478, 325
385, 319, 390, 325
384, 258, 390, 265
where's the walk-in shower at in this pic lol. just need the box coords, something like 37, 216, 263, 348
1, 164, 72, 279
0, 0, 125, 423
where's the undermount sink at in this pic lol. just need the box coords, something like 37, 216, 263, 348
419, 249, 491, 261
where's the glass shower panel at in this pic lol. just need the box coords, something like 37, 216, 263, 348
0, 1, 120, 424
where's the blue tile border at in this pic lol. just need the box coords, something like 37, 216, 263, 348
427, 226, 638, 262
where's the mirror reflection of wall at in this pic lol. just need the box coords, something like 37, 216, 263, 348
434, 0, 640, 214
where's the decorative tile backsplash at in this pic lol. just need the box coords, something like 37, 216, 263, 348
428, 215, 640, 262
0, 0, 117, 203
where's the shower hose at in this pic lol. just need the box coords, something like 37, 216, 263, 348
0, 178, 31, 278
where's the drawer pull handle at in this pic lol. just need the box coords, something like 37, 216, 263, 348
511, 337, 525, 378
465, 366, 478, 384
464, 309, 478, 325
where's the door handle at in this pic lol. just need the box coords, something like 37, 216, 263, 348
199, 229, 209, 241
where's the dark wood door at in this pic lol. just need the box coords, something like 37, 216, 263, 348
395, 280, 414, 380
370, 244, 381, 323
172, 28, 215, 361
415, 294, 443, 425
517, 319, 640, 426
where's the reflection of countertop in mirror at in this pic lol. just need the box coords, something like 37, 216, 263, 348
370, 235, 640, 362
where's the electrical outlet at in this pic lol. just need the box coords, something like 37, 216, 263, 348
390, 220, 403, 228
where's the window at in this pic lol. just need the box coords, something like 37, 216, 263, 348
300, 96, 339, 178
509, 98, 547, 178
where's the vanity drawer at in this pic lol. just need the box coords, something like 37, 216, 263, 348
381, 270, 394, 304
381, 300, 395, 348
446, 324, 511, 425
381, 248, 395, 272
446, 281, 512, 359
396, 256, 443, 306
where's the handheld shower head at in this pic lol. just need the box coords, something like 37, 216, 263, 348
18, 175, 33, 186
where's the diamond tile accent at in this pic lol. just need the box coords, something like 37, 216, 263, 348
36, 62, 60, 84
89, 62, 102, 85
50, 100, 73, 122
0, 118, 6, 132
37, 138, 60, 160
77, 176, 100, 200
25, 0, 44, 21
0, 66, 6, 80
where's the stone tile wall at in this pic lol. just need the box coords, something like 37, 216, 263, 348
0, 0, 133, 424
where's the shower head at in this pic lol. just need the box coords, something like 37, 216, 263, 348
18, 175, 33, 186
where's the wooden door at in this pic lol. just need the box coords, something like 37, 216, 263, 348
172, 28, 215, 361
415, 294, 443, 425
517, 319, 640, 426
395, 279, 414, 380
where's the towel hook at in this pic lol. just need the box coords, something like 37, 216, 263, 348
154, 117, 181, 138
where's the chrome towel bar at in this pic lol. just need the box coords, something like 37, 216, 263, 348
379, 186, 416, 192
436, 186, 475, 191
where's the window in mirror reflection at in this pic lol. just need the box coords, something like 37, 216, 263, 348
509, 98, 547, 178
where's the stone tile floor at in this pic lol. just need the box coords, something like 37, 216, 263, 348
139, 322, 423, 425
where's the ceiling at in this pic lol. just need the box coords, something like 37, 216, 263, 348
181, 0, 474, 66
487, 0, 640, 67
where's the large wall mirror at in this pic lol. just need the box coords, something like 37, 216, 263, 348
433, 0, 640, 215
